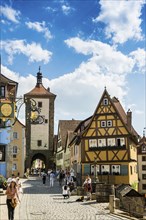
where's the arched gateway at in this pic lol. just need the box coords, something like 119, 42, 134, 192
24, 69, 56, 172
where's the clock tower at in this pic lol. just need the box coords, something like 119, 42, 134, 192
24, 69, 56, 171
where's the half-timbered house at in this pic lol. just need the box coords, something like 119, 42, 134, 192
70, 88, 139, 186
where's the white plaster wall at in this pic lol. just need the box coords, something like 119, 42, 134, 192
30, 98, 49, 150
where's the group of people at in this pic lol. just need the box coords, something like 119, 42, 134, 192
41, 168, 92, 200
5, 174, 23, 220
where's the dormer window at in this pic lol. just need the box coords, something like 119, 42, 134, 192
103, 98, 108, 105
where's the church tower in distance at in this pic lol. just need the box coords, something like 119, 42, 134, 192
24, 68, 56, 172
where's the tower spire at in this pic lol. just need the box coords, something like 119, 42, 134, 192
36, 66, 42, 86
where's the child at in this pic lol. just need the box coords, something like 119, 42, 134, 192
62, 185, 70, 199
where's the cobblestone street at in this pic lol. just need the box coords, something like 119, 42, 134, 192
1, 176, 135, 220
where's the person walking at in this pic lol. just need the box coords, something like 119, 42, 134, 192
59, 169, 64, 186
49, 171, 55, 187
83, 174, 92, 201
5, 179, 20, 220
42, 172, 47, 185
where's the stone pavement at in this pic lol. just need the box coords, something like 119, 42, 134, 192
0, 176, 138, 220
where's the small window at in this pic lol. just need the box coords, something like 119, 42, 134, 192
12, 163, 17, 171
37, 140, 42, 147
142, 174, 146, 179
111, 165, 120, 175
38, 102, 42, 108
13, 132, 18, 139
107, 138, 115, 146
91, 165, 99, 176
101, 165, 110, 174
107, 120, 112, 127
103, 98, 108, 105
98, 139, 106, 147
142, 156, 146, 161
101, 121, 106, 127
142, 165, 146, 170
13, 154, 17, 158
116, 138, 125, 147
0, 86, 5, 98
89, 139, 97, 148
142, 184, 146, 190
130, 166, 133, 175
142, 146, 146, 152
45, 119, 48, 123
13, 146, 17, 154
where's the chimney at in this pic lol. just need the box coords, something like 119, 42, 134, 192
127, 109, 132, 131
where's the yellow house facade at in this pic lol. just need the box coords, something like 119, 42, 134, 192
8, 118, 25, 177
70, 89, 139, 187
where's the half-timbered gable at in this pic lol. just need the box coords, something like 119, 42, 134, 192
76, 88, 139, 186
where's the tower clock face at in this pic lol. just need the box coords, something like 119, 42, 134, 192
1, 103, 12, 117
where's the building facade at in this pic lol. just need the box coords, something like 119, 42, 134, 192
70, 89, 139, 187
24, 69, 56, 172
0, 73, 18, 177
137, 133, 146, 195
7, 118, 25, 178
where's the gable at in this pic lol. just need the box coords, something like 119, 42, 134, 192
83, 89, 129, 138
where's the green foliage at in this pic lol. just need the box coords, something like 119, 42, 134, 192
131, 181, 138, 190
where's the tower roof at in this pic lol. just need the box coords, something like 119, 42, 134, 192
24, 69, 56, 98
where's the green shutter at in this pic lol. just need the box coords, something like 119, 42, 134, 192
121, 165, 128, 175
84, 164, 90, 175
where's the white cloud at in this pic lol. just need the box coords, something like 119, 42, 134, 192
1, 40, 52, 64
129, 48, 146, 74
1, 36, 144, 134
65, 37, 134, 75
1, 5, 21, 23
62, 5, 71, 15
93, 0, 144, 44
25, 21, 53, 41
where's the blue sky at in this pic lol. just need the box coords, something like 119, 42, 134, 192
1, 0, 146, 135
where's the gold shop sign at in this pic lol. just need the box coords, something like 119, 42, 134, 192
0, 102, 15, 119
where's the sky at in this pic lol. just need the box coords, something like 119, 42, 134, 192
1, 0, 146, 136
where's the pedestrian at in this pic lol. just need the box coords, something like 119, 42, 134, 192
59, 169, 64, 186
83, 174, 92, 201
62, 185, 70, 199
7, 174, 15, 186
70, 168, 75, 181
49, 171, 55, 187
5, 179, 20, 220
16, 177, 23, 194
42, 172, 47, 185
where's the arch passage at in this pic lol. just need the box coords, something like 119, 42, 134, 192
25, 151, 55, 173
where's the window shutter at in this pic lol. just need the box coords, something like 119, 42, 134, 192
121, 165, 128, 175
83, 164, 90, 175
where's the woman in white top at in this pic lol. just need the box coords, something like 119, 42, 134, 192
83, 175, 92, 200
62, 185, 70, 199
